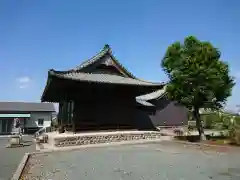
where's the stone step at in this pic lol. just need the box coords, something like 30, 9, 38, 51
52, 131, 162, 148
39, 131, 164, 150
38, 138, 164, 152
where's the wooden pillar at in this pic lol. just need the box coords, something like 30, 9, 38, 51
58, 102, 63, 127
72, 101, 76, 133
66, 102, 69, 125
58, 103, 60, 126
63, 101, 67, 126
68, 102, 71, 125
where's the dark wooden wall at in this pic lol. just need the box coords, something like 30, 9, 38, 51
73, 94, 136, 131
135, 98, 188, 128
150, 99, 188, 126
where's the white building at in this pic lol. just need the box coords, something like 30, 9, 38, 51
0, 102, 55, 134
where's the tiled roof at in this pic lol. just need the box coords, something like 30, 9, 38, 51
42, 45, 165, 102
136, 86, 166, 101
50, 70, 163, 87
0, 102, 55, 112
75, 44, 110, 70
74, 44, 136, 78
136, 99, 155, 107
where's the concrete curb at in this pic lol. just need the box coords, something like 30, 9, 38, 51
11, 153, 30, 180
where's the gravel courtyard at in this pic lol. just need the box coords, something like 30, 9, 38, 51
0, 135, 35, 180
22, 141, 240, 180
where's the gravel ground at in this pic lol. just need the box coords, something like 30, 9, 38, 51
0, 135, 35, 180
22, 141, 240, 180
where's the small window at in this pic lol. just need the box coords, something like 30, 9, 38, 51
38, 119, 44, 126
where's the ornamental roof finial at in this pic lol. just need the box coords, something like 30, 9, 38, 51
104, 44, 110, 50
104, 44, 112, 54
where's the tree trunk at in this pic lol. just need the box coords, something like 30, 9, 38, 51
193, 108, 206, 141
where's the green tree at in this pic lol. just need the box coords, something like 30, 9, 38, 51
161, 36, 235, 140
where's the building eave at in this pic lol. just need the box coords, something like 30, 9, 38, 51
136, 86, 166, 101
0, 102, 55, 112
49, 70, 163, 87
41, 71, 53, 102
136, 99, 155, 107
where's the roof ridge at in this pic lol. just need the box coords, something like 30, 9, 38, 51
49, 44, 137, 79
48, 45, 165, 85
75, 44, 110, 70
74, 44, 138, 79
48, 45, 149, 81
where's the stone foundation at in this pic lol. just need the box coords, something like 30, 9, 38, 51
49, 131, 162, 148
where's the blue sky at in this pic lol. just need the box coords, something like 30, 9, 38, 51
0, 0, 239, 111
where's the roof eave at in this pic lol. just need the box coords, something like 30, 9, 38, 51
41, 71, 53, 102
136, 86, 166, 101
50, 71, 163, 88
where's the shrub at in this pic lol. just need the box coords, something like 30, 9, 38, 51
204, 118, 213, 129
201, 113, 222, 129
229, 121, 240, 145
235, 130, 240, 145
235, 116, 240, 125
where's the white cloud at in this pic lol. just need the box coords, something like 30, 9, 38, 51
16, 76, 31, 83
19, 85, 28, 89
16, 76, 31, 89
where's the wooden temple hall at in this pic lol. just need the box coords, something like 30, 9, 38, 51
41, 45, 164, 132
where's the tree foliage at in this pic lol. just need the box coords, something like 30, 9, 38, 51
161, 36, 235, 138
